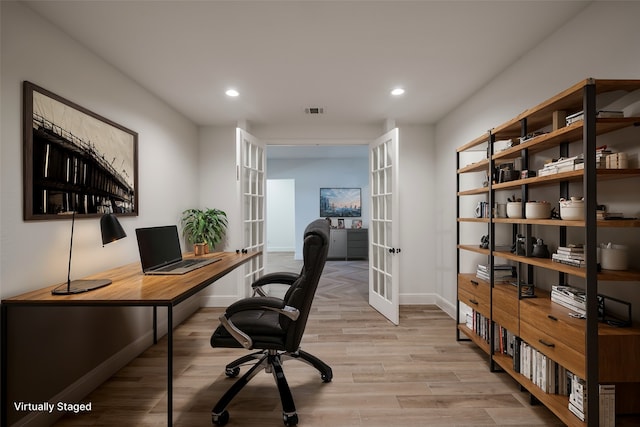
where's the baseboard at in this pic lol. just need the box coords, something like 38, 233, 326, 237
398, 293, 456, 320
435, 294, 456, 319
399, 293, 437, 305
199, 294, 240, 308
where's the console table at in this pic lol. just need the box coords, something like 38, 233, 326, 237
1, 250, 260, 426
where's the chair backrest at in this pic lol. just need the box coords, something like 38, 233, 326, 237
282, 219, 330, 352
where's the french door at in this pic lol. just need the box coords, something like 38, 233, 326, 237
236, 128, 266, 297
369, 128, 400, 325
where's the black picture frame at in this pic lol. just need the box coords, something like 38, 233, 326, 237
23, 81, 138, 220
319, 188, 361, 217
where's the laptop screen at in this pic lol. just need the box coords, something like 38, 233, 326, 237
135, 225, 183, 271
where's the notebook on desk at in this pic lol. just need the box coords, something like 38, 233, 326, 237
135, 225, 220, 275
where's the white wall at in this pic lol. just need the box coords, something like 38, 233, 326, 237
434, 1, 640, 318
267, 155, 369, 259
266, 179, 296, 252
1, 3, 200, 425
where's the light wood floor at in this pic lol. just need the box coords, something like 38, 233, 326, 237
56, 254, 568, 426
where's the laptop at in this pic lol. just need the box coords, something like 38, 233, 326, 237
135, 225, 220, 275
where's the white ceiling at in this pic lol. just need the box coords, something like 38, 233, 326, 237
23, 0, 591, 127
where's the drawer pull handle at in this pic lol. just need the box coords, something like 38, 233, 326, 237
470, 280, 479, 287
547, 315, 558, 321
538, 339, 555, 348
468, 299, 479, 306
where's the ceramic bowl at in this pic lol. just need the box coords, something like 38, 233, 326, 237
506, 202, 523, 218
560, 197, 584, 220
525, 201, 551, 219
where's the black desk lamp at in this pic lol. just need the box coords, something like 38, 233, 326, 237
52, 212, 127, 295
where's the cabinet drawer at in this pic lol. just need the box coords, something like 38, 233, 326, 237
520, 299, 584, 354
458, 274, 490, 318
492, 283, 519, 333
458, 274, 490, 302
520, 321, 584, 378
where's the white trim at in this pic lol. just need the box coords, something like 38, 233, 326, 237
398, 293, 456, 320
199, 295, 241, 308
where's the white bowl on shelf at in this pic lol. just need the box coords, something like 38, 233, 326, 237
560, 197, 584, 220
506, 202, 523, 218
525, 201, 551, 219
600, 244, 628, 270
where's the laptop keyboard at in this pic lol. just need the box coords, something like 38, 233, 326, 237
156, 259, 200, 272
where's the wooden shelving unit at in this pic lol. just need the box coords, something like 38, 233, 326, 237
455, 79, 640, 426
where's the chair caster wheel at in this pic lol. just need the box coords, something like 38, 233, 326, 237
321, 372, 332, 383
225, 367, 240, 377
212, 410, 229, 426
283, 413, 298, 426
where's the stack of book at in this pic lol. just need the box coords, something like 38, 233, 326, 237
476, 264, 514, 282
596, 147, 613, 168
566, 110, 624, 126
599, 384, 616, 427
462, 303, 490, 344
538, 155, 584, 176
552, 245, 585, 268
569, 374, 587, 421
514, 339, 569, 395
597, 210, 625, 220
551, 285, 586, 315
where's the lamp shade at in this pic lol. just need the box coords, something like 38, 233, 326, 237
100, 213, 127, 245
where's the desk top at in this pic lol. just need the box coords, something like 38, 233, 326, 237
1, 251, 261, 306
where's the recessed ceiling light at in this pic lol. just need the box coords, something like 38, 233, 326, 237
225, 89, 239, 97
391, 87, 405, 96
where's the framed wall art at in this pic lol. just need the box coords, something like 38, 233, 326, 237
319, 188, 361, 217
23, 81, 138, 220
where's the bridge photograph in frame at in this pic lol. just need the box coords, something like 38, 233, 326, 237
23, 81, 138, 220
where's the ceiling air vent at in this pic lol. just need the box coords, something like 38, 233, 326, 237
304, 107, 325, 115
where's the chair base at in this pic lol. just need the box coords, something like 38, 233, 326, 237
211, 349, 332, 426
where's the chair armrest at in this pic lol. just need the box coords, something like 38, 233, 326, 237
219, 314, 253, 349
251, 272, 298, 289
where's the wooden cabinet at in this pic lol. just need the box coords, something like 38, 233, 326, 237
456, 79, 640, 426
328, 228, 368, 260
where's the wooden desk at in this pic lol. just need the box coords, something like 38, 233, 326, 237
1, 250, 260, 426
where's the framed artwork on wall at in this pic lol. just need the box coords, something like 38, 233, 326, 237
319, 188, 361, 217
23, 81, 138, 220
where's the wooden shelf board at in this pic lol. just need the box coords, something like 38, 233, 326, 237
456, 133, 490, 153
492, 217, 640, 228
458, 244, 490, 256
457, 187, 489, 196
492, 168, 640, 191
457, 217, 490, 223
457, 158, 489, 174
456, 324, 490, 354
492, 250, 640, 280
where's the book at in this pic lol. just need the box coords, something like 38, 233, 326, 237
552, 254, 585, 267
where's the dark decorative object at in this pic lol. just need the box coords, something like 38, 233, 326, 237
319, 188, 361, 217
23, 81, 138, 220
52, 212, 127, 295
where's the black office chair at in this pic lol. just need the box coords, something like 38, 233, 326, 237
210, 219, 333, 427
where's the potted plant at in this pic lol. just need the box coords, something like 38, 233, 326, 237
181, 208, 228, 255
